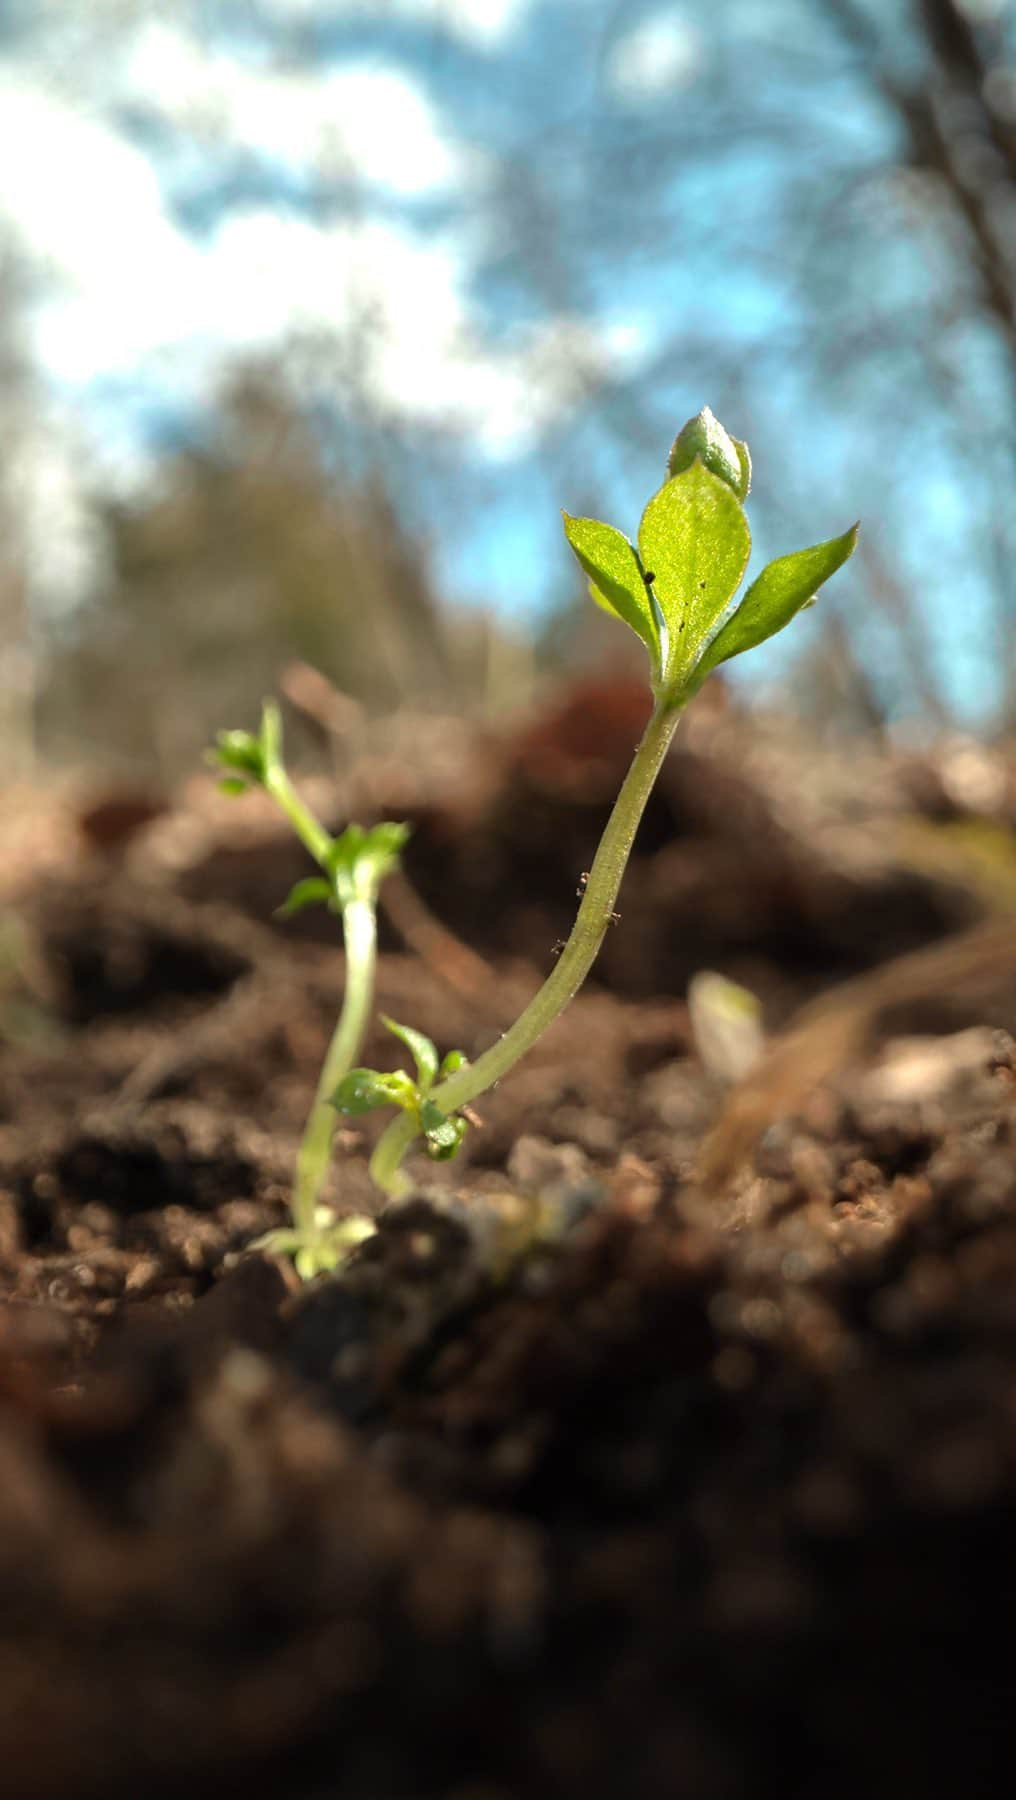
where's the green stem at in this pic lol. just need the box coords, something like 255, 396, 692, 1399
264, 765, 334, 867
261, 763, 378, 1242
292, 896, 377, 1242
370, 696, 683, 1196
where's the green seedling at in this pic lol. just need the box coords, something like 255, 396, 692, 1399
357, 407, 857, 1197
334, 1017, 470, 1161
209, 700, 407, 1277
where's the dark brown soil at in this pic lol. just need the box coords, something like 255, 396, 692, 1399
2, 695, 1016, 1800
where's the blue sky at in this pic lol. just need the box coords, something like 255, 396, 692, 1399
0, 0, 1013, 724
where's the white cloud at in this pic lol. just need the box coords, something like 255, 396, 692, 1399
263, 0, 530, 49
0, 84, 630, 462
125, 37, 448, 193
205, 210, 637, 456
0, 79, 208, 379
25, 0, 528, 52
0, 81, 172, 277
0, 17, 477, 198
608, 13, 703, 101
121, 24, 468, 194
0, 18, 632, 478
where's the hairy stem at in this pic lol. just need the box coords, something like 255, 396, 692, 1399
370, 696, 682, 1196
292, 896, 377, 1242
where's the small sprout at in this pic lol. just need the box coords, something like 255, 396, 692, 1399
370, 409, 857, 1198
211, 728, 266, 785
687, 971, 765, 1083
210, 411, 857, 1217
326, 822, 410, 908
333, 1015, 470, 1167
253, 1211, 377, 1281
209, 700, 285, 791
206, 699, 408, 1278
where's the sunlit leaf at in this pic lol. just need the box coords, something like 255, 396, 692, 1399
562, 513, 659, 666
698, 523, 859, 676
332, 1067, 416, 1115
275, 876, 333, 918
638, 462, 751, 694
383, 1014, 439, 1090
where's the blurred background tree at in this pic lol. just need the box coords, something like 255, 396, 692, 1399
38, 373, 488, 772
0, 0, 1011, 773
0, 260, 37, 775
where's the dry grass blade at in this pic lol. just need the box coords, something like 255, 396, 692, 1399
696, 915, 1016, 1187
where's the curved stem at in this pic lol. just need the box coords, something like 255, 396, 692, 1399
370, 696, 682, 1196
292, 897, 377, 1241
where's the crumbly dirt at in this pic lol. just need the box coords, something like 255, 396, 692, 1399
2, 692, 1016, 1800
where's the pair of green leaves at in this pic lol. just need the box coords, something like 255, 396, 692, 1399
277, 822, 410, 917
212, 703, 281, 793
333, 1016, 469, 1162
563, 407, 857, 705
252, 1211, 376, 1282
210, 701, 408, 916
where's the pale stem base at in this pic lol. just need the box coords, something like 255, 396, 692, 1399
292, 896, 377, 1242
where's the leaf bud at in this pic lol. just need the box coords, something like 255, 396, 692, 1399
667, 407, 746, 497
